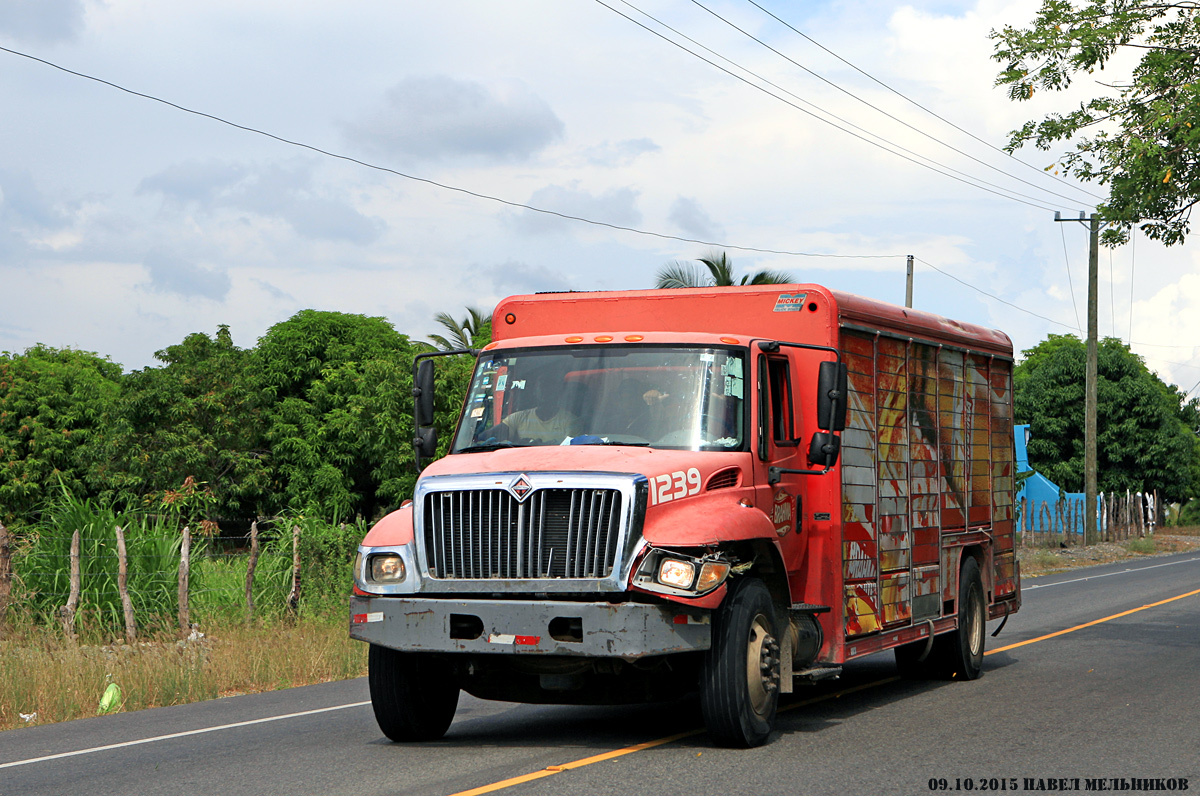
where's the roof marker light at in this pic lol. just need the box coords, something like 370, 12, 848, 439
625, 335, 644, 342
594, 335, 613, 342
565, 336, 584, 343
720, 337, 741, 345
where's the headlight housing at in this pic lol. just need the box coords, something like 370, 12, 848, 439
369, 553, 406, 584
636, 549, 732, 596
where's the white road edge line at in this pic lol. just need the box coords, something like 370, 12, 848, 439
1024, 556, 1200, 591
0, 700, 372, 770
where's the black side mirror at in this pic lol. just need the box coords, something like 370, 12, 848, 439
817, 360, 847, 431
415, 358, 435, 428
808, 431, 841, 468
415, 426, 438, 460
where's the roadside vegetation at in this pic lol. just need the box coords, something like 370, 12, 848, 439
0, 491, 371, 732
1016, 525, 1200, 578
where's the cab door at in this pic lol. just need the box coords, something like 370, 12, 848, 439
755, 350, 807, 559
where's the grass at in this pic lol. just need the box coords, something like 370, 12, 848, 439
0, 618, 366, 732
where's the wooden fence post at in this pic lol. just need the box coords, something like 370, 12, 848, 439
1125, 489, 1133, 540
244, 519, 259, 624
286, 523, 301, 615
178, 525, 191, 634
1020, 497, 1028, 546
60, 529, 81, 640
114, 525, 137, 644
0, 520, 11, 636
1132, 492, 1142, 542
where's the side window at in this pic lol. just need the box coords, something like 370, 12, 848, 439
768, 357, 794, 444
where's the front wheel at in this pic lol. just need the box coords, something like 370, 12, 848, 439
699, 577, 781, 748
368, 645, 459, 741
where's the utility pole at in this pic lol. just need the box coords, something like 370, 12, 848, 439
1054, 211, 1100, 544
905, 254, 914, 308
1085, 214, 1099, 544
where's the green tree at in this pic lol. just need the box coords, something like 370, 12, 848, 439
992, 2, 1200, 245
1015, 334, 1199, 501
256, 310, 419, 520
0, 346, 122, 524
428, 307, 492, 351
87, 326, 268, 522
654, 250, 794, 288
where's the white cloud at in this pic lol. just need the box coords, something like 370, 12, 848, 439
512, 183, 642, 235
139, 159, 385, 244
0, 0, 1195, 387
143, 250, 232, 301
343, 75, 564, 164
669, 196, 722, 241
0, 0, 85, 44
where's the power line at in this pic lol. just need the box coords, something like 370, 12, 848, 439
740, 0, 1107, 204
686, 0, 1097, 210
4, 44, 1195, 364
913, 257, 1080, 331
917, 258, 1200, 363
595, 0, 1062, 213
612, 0, 1070, 211
1058, 222, 1083, 331
0, 43, 898, 260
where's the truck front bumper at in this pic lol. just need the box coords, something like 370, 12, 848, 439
350, 595, 712, 661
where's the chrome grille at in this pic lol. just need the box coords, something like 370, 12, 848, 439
423, 488, 624, 579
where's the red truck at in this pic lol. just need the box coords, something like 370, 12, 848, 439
350, 285, 1020, 747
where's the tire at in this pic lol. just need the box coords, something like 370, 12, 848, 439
699, 577, 781, 748
368, 645, 460, 742
942, 556, 985, 680
894, 557, 985, 680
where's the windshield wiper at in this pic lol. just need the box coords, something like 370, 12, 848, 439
456, 441, 533, 453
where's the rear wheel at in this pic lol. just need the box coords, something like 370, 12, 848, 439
699, 577, 781, 748
368, 645, 459, 741
894, 557, 985, 680
942, 556, 985, 680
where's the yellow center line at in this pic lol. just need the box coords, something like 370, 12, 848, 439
987, 586, 1200, 655
447, 586, 1200, 796
446, 679, 896, 796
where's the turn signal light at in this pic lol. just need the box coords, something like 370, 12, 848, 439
696, 562, 731, 592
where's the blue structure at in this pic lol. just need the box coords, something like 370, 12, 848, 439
1013, 424, 1102, 537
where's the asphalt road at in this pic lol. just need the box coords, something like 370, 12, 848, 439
2, 552, 1197, 796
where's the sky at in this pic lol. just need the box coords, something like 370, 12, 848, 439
1, 0, 1198, 395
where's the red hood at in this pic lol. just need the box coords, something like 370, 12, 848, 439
423, 446, 746, 483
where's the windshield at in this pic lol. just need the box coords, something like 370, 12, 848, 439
452, 346, 747, 452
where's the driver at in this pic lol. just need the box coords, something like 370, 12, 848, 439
490, 371, 582, 443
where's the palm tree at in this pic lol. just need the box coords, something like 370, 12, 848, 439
654, 251, 794, 288
428, 307, 492, 350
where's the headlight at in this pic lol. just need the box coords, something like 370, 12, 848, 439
657, 558, 695, 589
369, 553, 406, 583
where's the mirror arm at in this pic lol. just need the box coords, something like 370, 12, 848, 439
768, 465, 833, 484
